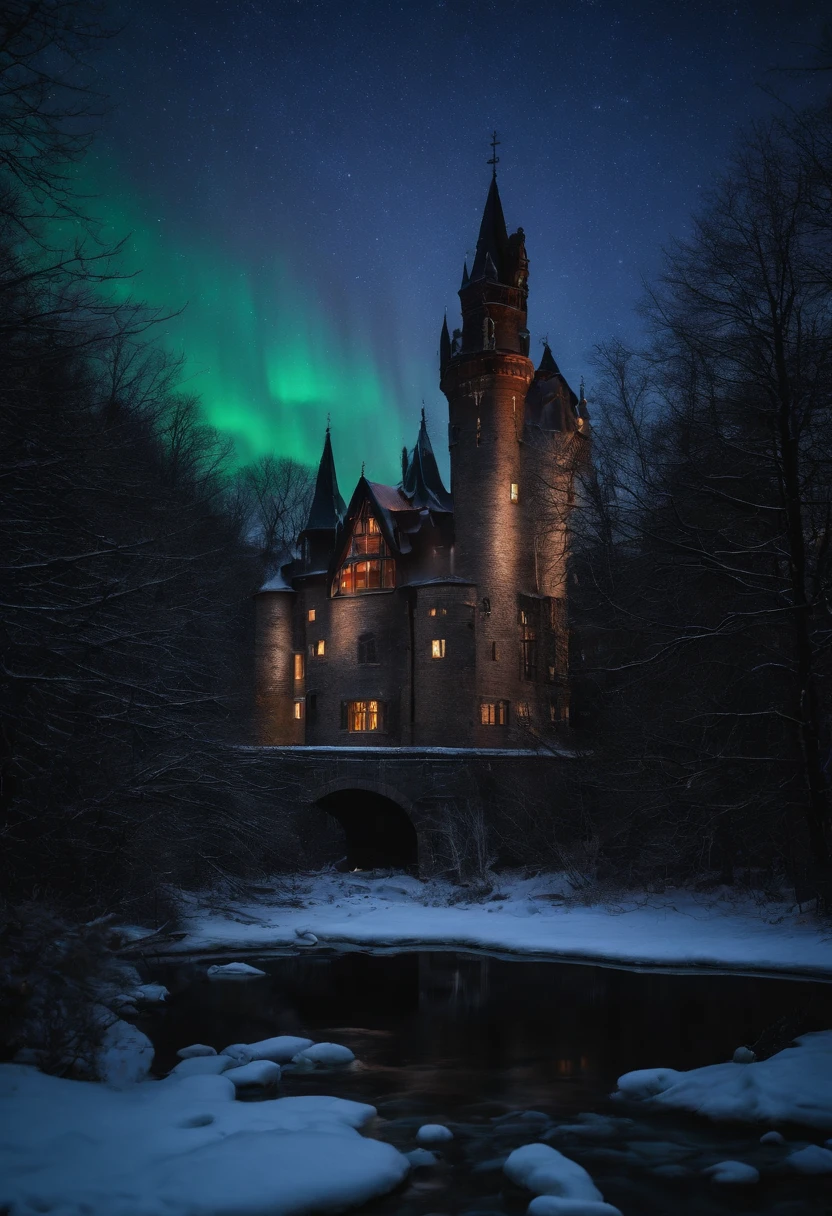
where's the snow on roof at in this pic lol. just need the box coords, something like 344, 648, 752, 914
256, 570, 294, 593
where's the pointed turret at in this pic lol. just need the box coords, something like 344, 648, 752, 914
471, 175, 509, 283
537, 341, 560, 378
304, 427, 346, 532
440, 314, 451, 374
460, 260, 469, 289
524, 343, 580, 432
401, 410, 453, 512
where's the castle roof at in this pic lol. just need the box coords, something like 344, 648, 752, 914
524, 342, 580, 432
304, 428, 346, 532
401, 412, 453, 512
471, 176, 509, 284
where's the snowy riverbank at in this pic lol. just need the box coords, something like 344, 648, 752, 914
144, 872, 832, 979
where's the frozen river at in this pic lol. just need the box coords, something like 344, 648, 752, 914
140, 950, 832, 1215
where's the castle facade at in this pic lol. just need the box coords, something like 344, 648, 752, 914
254, 172, 589, 749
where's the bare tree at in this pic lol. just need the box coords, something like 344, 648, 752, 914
236, 455, 314, 570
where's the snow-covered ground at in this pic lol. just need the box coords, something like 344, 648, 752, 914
0, 1058, 409, 1216
149, 871, 832, 979
616, 1030, 832, 1133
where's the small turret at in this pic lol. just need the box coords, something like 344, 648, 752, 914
298, 427, 346, 574
460, 260, 470, 289
440, 314, 451, 374
401, 410, 452, 511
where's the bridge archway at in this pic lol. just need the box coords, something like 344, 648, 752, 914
315, 787, 418, 871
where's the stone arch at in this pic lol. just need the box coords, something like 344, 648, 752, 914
310, 780, 419, 872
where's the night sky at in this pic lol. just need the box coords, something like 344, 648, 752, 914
91, 0, 828, 488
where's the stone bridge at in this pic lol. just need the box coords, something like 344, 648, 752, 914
236, 745, 574, 874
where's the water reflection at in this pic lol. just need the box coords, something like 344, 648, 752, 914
141, 952, 832, 1216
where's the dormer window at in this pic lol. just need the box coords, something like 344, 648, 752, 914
335, 502, 396, 595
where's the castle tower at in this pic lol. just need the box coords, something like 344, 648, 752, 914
440, 157, 588, 740
440, 167, 536, 741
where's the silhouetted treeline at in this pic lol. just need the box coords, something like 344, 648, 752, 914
567, 99, 832, 902
0, 0, 317, 917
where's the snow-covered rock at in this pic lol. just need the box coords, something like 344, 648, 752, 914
176, 1043, 217, 1059
132, 983, 169, 1004
616, 1030, 832, 1131
222, 1060, 281, 1090
416, 1123, 454, 1145
170, 1055, 233, 1079
406, 1148, 440, 1166
0, 1064, 410, 1215
504, 1144, 622, 1216
702, 1161, 759, 1184
220, 1043, 254, 1065
760, 1130, 785, 1144
788, 1144, 832, 1174
96, 1018, 154, 1088
291, 1043, 355, 1067
732, 1046, 756, 1064
239, 1035, 314, 1062
207, 961, 266, 978
527, 1200, 624, 1216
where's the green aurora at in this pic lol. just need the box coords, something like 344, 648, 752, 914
77, 166, 412, 485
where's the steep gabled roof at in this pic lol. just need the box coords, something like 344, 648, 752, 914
304, 428, 346, 532
524, 342, 580, 432
401, 411, 453, 512
470, 176, 509, 284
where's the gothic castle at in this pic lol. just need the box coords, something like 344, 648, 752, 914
254, 169, 589, 749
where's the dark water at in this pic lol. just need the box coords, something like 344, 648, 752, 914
140, 951, 832, 1216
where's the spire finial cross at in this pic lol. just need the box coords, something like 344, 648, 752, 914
487, 130, 500, 178
326, 411, 331, 432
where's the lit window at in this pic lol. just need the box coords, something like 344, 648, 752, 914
547, 664, 556, 682
516, 702, 531, 723
491, 642, 499, 661
428, 607, 447, 617
309, 639, 326, 658
334, 503, 396, 595
293, 698, 304, 720
476, 416, 482, 446
510, 482, 519, 503
308, 608, 316, 622
480, 700, 508, 726
431, 638, 446, 659
293, 653, 304, 681
344, 700, 385, 732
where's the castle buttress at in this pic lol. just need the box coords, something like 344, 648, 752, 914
254, 163, 589, 750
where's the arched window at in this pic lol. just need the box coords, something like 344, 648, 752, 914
357, 633, 378, 664
335, 503, 396, 595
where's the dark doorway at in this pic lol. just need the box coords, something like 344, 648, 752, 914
316, 789, 418, 871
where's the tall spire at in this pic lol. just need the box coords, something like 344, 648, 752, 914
304, 427, 346, 531
440, 314, 451, 373
471, 174, 509, 283
401, 412, 452, 511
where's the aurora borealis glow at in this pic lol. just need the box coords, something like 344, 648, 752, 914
91, 0, 827, 489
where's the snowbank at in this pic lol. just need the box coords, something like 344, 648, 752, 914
292, 1043, 355, 1068
616, 1030, 832, 1130
240, 1035, 314, 1062
504, 1143, 622, 1216
96, 1017, 154, 1087
0, 1064, 409, 1216
154, 873, 832, 979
